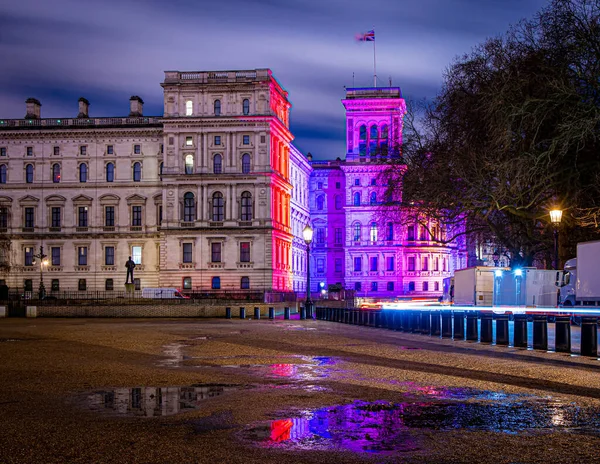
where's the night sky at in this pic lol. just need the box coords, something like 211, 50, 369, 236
0, 0, 547, 159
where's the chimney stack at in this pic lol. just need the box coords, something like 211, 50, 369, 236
307, 152, 313, 162
129, 96, 144, 117
25, 98, 41, 119
78, 97, 90, 118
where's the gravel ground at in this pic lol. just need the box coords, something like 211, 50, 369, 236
1, 316, 600, 464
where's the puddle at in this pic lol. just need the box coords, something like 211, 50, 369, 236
221, 356, 338, 382
158, 343, 188, 368
0, 338, 24, 342
242, 398, 600, 454
86, 385, 240, 417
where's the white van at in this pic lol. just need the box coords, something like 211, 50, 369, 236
142, 288, 189, 299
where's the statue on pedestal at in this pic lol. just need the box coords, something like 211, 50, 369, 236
125, 256, 136, 284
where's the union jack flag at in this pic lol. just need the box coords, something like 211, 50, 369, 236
356, 30, 375, 42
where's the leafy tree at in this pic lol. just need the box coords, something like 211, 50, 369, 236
383, 0, 600, 267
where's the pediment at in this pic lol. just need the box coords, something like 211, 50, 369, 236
18, 195, 40, 204
99, 194, 120, 202
126, 194, 147, 204
45, 194, 67, 203
0, 196, 13, 204
72, 194, 94, 203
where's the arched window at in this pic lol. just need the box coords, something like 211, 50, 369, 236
0, 165, 6, 184
335, 195, 342, 210
242, 99, 250, 115
241, 153, 251, 174
211, 276, 221, 289
316, 195, 324, 210
370, 192, 377, 205
241, 191, 252, 221
381, 124, 389, 139
185, 100, 193, 116
106, 163, 114, 182
213, 154, 222, 174
370, 125, 378, 139
183, 192, 195, 221
132, 162, 141, 182
52, 164, 60, 183
212, 192, 224, 221
359, 125, 367, 140
79, 163, 87, 183
240, 276, 250, 289
370, 222, 378, 242
353, 192, 361, 206
185, 154, 194, 174
353, 223, 361, 241
25, 164, 33, 183
214, 99, 221, 116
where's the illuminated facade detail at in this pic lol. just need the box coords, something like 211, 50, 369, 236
0, 69, 299, 292
307, 87, 467, 297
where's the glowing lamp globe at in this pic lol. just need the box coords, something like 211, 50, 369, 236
303, 224, 313, 244
549, 209, 563, 225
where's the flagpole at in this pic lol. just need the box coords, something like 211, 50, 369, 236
373, 27, 377, 87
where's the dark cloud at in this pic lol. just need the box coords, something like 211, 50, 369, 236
0, 0, 548, 159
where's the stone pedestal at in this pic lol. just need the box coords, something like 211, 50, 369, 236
125, 283, 135, 297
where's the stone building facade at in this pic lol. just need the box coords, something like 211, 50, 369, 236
0, 69, 302, 293
289, 145, 311, 293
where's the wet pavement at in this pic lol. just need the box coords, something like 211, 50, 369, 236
1, 316, 600, 463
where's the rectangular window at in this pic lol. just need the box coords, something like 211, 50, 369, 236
386, 282, 394, 291
134, 144, 141, 154
386, 257, 394, 271
51, 247, 60, 266
24, 279, 33, 291
316, 228, 325, 244
131, 206, 142, 226
434, 281, 440, 291
317, 182, 323, 189
434, 257, 439, 271
51, 279, 60, 291
0, 208, 8, 228
134, 278, 141, 291
243, 135, 250, 145
407, 225, 415, 241
334, 228, 342, 245
386, 223, 393, 241
186, 136, 193, 146
423, 282, 429, 292
24, 207, 34, 228
317, 259, 324, 273
105, 279, 114, 291
240, 242, 250, 262
355, 282, 362, 291
354, 179, 360, 186
336, 182, 341, 189
0, 147, 6, 156
105, 207, 115, 227
80, 146, 86, 156
214, 136, 221, 146
335, 258, 342, 273
78, 247, 88, 266
419, 226, 427, 241
105, 246, 115, 266
182, 243, 193, 263
132, 246, 142, 265
24, 247, 33, 266
211, 243, 221, 263
51, 207, 61, 227
354, 257, 362, 272
78, 279, 86, 291
408, 257, 415, 271
78, 207, 88, 227
158, 205, 163, 225
107, 145, 113, 155
53, 146, 59, 156
183, 277, 192, 289
371, 281, 378, 292
370, 257, 378, 272
26, 147, 33, 156
422, 257, 429, 271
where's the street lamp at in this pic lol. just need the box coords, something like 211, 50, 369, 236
302, 224, 314, 318
33, 245, 48, 299
549, 208, 563, 270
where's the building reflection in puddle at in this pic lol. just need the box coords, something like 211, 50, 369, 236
88, 385, 234, 417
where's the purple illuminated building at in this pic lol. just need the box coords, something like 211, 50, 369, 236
304, 87, 467, 298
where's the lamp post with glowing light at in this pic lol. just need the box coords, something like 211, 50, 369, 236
33, 245, 48, 299
550, 209, 563, 270
302, 224, 314, 318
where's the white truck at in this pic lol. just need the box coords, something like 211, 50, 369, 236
141, 288, 189, 299
557, 240, 600, 306
494, 268, 558, 307
453, 267, 509, 306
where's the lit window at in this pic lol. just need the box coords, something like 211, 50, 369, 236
185, 100, 193, 116
183, 277, 192, 289
185, 154, 194, 174
370, 223, 378, 242
186, 136, 193, 146
131, 246, 142, 265
52, 164, 60, 183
